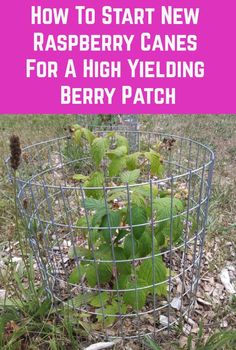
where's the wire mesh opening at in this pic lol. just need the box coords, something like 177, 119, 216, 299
6, 130, 215, 340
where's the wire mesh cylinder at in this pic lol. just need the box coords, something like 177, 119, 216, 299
6, 131, 214, 340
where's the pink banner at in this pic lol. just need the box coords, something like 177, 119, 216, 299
0, 1, 235, 114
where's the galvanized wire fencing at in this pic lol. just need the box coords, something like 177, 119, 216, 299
6, 130, 214, 340
77, 114, 140, 151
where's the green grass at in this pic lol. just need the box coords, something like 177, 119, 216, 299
0, 114, 235, 349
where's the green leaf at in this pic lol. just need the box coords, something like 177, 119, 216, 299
155, 231, 166, 247
123, 279, 148, 310
100, 210, 122, 243
130, 191, 147, 207
92, 207, 107, 227
82, 127, 95, 145
85, 171, 105, 199
73, 174, 89, 182
145, 149, 163, 176
138, 257, 167, 296
67, 294, 93, 308
114, 247, 131, 275
109, 157, 126, 177
152, 197, 184, 242
138, 230, 153, 257
116, 135, 129, 150
123, 234, 139, 259
134, 184, 158, 198
113, 274, 129, 290
73, 128, 83, 145
76, 215, 91, 228
107, 146, 128, 160
68, 246, 91, 259
96, 300, 127, 327
36, 299, 52, 317
121, 169, 140, 184
94, 245, 112, 260
90, 292, 109, 307
91, 137, 109, 166
84, 198, 105, 211
108, 189, 127, 202
126, 152, 141, 170
76, 215, 99, 244
70, 124, 81, 132
69, 265, 86, 284
88, 230, 99, 246
127, 205, 148, 239
86, 263, 112, 287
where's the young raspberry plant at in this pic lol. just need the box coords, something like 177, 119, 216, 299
67, 126, 186, 325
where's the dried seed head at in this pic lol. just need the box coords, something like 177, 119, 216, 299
161, 137, 176, 151
22, 198, 28, 210
69, 126, 75, 133
22, 152, 29, 163
9, 135, 22, 171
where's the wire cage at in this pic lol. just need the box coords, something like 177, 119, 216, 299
6, 130, 214, 340
77, 115, 139, 131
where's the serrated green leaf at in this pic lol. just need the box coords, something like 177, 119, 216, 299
107, 189, 127, 202
107, 146, 128, 160
155, 230, 166, 247
152, 197, 184, 242
123, 234, 139, 259
127, 205, 148, 239
126, 152, 141, 170
69, 265, 86, 284
96, 300, 127, 326
109, 157, 126, 177
68, 246, 91, 259
123, 279, 148, 310
114, 247, 131, 275
67, 293, 93, 308
145, 149, 163, 176
94, 245, 112, 260
84, 198, 105, 211
116, 135, 129, 151
159, 190, 170, 198
121, 169, 140, 184
92, 207, 107, 227
90, 292, 109, 307
106, 131, 116, 138
138, 257, 167, 296
76, 216, 90, 239
113, 274, 129, 290
70, 124, 81, 131
86, 263, 112, 287
76, 215, 91, 228
138, 230, 153, 257
100, 210, 122, 243
91, 137, 109, 166
134, 184, 158, 198
85, 171, 105, 199
73, 174, 89, 182
73, 128, 83, 145
82, 127, 95, 145
130, 191, 147, 207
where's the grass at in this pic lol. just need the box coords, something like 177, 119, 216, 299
0, 114, 235, 349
